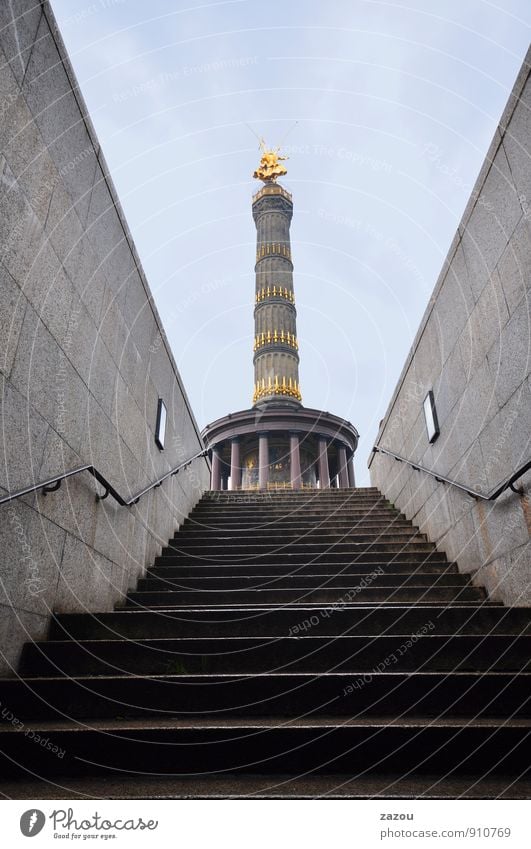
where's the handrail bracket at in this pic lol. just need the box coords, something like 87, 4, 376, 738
41, 480, 62, 496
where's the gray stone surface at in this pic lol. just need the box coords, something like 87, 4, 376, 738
460, 138, 522, 299
478, 386, 529, 489
0, 262, 27, 378
0, 604, 48, 677
487, 296, 531, 410
0, 2, 210, 674
458, 269, 509, 375
0, 4, 42, 87
0, 377, 49, 493
0, 498, 66, 616
22, 15, 98, 227
497, 216, 531, 315
433, 342, 466, 427
370, 49, 531, 606
54, 533, 114, 614
431, 248, 475, 362
501, 69, 531, 205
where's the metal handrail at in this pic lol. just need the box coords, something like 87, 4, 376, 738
372, 445, 530, 501
0, 448, 209, 508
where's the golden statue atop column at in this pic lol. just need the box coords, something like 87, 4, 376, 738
253, 139, 288, 182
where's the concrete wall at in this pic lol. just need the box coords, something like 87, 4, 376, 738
0, 1, 210, 674
369, 48, 531, 606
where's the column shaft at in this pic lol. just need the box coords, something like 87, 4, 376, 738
230, 439, 241, 490
211, 447, 222, 490
290, 434, 301, 489
258, 433, 269, 490
347, 453, 356, 488
338, 445, 349, 489
318, 437, 330, 489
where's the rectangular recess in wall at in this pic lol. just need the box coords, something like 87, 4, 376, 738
155, 399, 167, 450
423, 390, 440, 443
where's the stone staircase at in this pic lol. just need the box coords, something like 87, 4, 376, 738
0, 488, 530, 798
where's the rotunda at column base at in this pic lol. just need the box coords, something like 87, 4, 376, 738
202, 405, 358, 491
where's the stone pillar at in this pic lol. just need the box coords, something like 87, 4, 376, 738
258, 432, 269, 490
290, 433, 302, 489
338, 444, 349, 489
347, 453, 356, 488
230, 438, 241, 490
318, 436, 330, 489
211, 446, 222, 490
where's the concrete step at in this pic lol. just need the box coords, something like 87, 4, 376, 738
19, 634, 531, 677
165, 541, 435, 558
201, 487, 383, 496
181, 517, 423, 528
191, 499, 399, 508
197, 501, 389, 505
201, 488, 384, 496
49, 605, 531, 641
204, 488, 382, 494
0, 716, 529, 779
138, 573, 471, 591
172, 532, 429, 547
2, 773, 530, 799
159, 551, 449, 566
181, 516, 418, 527
150, 561, 460, 576
184, 517, 411, 530
1, 672, 527, 721
189, 508, 399, 520
124, 585, 487, 607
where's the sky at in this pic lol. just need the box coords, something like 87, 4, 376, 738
50, 0, 531, 485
